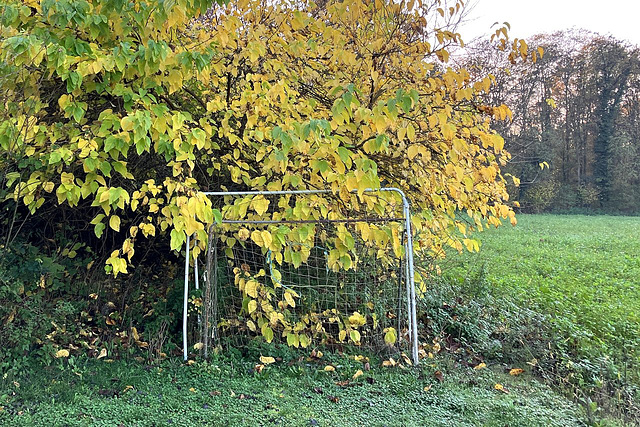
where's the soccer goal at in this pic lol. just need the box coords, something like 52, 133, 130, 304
182, 188, 418, 365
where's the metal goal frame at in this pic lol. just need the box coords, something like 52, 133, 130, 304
182, 188, 419, 365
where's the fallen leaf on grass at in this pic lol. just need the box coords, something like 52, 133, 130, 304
323, 365, 335, 372
310, 349, 323, 359
327, 395, 339, 403
382, 357, 396, 367
352, 369, 363, 380
473, 362, 486, 370
242, 394, 257, 400
97, 348, 107, 359
434, 371, 444, 382
260, 356, 275, 364
494, 383, 509, 393
423, 385, 432, 392
55, 349, 69, 358
334, 380, 350, 387
401, 353, 413, 366
509, 368, 524, 376
209, 390, 221, 396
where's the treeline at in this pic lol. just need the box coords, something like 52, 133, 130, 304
465, 30, 640, 213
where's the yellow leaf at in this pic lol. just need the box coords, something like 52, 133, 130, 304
350, 329, 361, 344
55, 349, 69, 358
284, 290, 295, 308
260, 356, 276, 364
194, 342, 204, 350
121, 116, 134, 132
245, 279, 258, 298
251, 230, 264, 246
261, 230, 272, 249
406, 123, 416, 141
494, 383, 504, 391
97, 348, 107, 359
189, 387, 196, 393
324, 365, 335, 372
248, 299, 257, 314
352, 369, 363, 379
348, 312, 366, 327
384, 327, 397, 345
407, 145, 419, 160
509, 368, 524, 376
474, 362, 486, 370
251, 196, 270, 216
238, 228, 250, 241
109, 215, 121, 232
43, 182, 55, 193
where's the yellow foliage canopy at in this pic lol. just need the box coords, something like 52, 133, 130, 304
1, 0, 524, 274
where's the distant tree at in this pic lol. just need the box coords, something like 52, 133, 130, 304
463, 31, 640, 212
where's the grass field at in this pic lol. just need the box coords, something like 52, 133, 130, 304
1, 214, 638, 425
426, 214, 640, 421
0, 355, 585, 427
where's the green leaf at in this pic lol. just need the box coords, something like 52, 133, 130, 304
94, 222, 106, 238
261, 324, 274, 343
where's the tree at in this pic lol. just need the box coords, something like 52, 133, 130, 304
463, 30, 640, 212
0, 0, 527, 344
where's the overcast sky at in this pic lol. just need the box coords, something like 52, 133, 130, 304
459, 0, 640, 46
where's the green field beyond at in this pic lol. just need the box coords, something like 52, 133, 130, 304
451, 214, 640, 363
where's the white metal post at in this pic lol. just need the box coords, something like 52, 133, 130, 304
195, 252, 202, 332
183, 233, 190, 361
404, 203, 419, 366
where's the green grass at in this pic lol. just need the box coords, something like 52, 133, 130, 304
427, 214, 640, 421
2, 214, 638, 426
0, 356, 585, 427
450, 214, 640, 362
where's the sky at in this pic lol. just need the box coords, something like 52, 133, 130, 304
459, 0, 640, 46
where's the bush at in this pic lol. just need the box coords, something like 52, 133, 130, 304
0, 236, 187, 373
0, 240, 89, 372
522, 180, 559, 213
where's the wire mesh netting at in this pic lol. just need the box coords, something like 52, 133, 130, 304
191, 190, 416, 359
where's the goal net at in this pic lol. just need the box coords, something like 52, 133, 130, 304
184, 189, 418, 363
